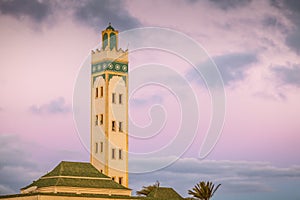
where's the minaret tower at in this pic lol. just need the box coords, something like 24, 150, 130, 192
91, 23, 128, 187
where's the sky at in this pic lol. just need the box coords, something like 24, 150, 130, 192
0, 0, 300, 199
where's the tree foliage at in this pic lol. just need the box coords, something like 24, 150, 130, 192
188, 181, 221, 200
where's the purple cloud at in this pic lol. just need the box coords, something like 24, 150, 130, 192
73, 0, 141, 30
0, 0, 52, 23
209, 0, 252, 10
186, 52, 257, 86
0, 0, 140, 31
129, 157, 300, 198
29, 97, 71, 115
272, 64, 300, 87
0, 134, 42, 195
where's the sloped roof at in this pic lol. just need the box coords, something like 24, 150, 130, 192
42, 161, 109, 178
147, 187, 183, 200
22, 161, 130, 190
0, 192, 141, 199
22, 177, 128, 190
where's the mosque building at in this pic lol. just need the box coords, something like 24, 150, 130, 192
0, 24, 183, 200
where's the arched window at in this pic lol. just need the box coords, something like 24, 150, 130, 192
103, 33, 108, 49
110, 33, 116, 50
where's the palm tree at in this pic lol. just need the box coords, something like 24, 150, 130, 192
136, 181, 160, 196
188, 181, 221, 200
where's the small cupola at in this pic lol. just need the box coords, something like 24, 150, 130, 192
102, 23, 118, 50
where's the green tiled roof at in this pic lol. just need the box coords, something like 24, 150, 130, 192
22, 177, 128, 190
42, 161, 109, 178
0, 192, 140, 199
148, 187, 183, 200
22, 161, 130, 190
0, 192, 181, 200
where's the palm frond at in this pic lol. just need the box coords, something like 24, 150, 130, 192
188, 181, 221, 200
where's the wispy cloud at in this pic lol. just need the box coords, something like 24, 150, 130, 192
29, 97, 71, 115
0, 0, 53, 23
213, 53, 257, 85
130, 95, 163, 106
0, 0, 140, 31
0, 134, 88, 195
129, 157, 300, 198
271, 0, 300, 54
261, 15, 289, 34
0, 185, 15, 195
0, 134, 42, 195
209, 0, 252, 10
272, 64, 300, 87
73, 0, 141, 30
286, 29, 300, 54
186, 52, 257, 86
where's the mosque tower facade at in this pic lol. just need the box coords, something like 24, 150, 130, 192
90, 23, 129, 187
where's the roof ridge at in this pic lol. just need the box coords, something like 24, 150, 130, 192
40, 175, 111, 180
154, 186, 159, 198
59, 161, 64, 175
55, 176, 60, 186
60, 161, 89, 164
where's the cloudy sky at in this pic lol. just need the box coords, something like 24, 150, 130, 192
0, 0, 300, 199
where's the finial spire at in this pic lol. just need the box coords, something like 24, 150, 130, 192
106, 22, 115, 31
